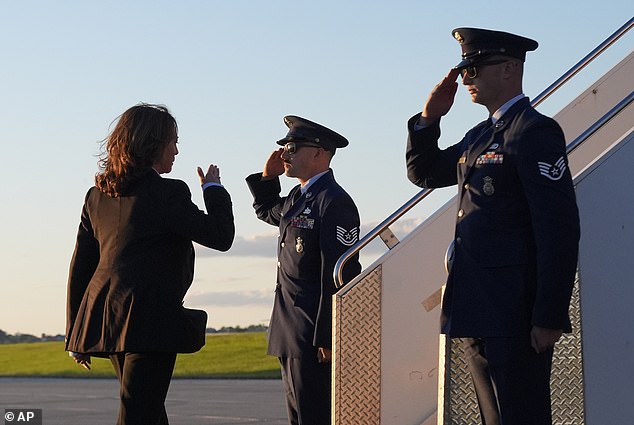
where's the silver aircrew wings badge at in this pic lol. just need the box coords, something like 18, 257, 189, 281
538, 156, 567, 181
336, 226, 359, 246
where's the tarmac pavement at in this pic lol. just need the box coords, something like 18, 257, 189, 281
0, 377, 287, 425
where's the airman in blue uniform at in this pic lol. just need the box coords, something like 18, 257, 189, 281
247, 115, 361, 425
406, 28, 580, 424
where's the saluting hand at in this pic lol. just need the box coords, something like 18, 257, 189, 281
262, 148, 285, 180
197, 164, 222, 185
421, 68, 460, 122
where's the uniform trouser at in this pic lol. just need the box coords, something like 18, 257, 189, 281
279, 353, 331, 425
462, 337, 554, 425
110, 352, 177, 425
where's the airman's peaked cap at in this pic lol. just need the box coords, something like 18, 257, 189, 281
452, 27, 538, 70
276, 115, 348, 151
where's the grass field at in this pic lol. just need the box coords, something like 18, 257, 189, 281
0, 332, 281, 379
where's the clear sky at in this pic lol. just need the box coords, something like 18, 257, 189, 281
1, 1, 632, 335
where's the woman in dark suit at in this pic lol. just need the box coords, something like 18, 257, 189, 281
65, 103, 235, 425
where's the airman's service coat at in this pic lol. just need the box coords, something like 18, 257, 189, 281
246, 169, 361, 357
406, 97, 580, 337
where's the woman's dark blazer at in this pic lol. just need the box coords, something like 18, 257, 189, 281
65, 171, 234, 354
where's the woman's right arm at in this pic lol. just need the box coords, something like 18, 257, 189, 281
166, 178, 235, 252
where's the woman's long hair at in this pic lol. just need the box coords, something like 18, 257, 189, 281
95, 104, 178, 197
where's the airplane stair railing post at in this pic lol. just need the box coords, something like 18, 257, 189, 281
333, 16, 633, 289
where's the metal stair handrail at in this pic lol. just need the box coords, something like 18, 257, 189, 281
565, 90, 634, 154
532, 17, 633, 108
334, 17, 634, 288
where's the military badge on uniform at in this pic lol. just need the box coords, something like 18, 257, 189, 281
295, 237, 304, 253
336, 226, 359, 246
482, 176, 495, 196
538, 156, 567, 181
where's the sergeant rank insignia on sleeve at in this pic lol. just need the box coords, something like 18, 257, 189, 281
336, 226, 359, 246
538, 156, 566, 181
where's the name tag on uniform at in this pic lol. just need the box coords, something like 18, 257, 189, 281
476, 152, 504, 165
291, 216, 315, 229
